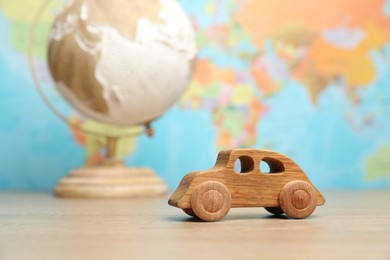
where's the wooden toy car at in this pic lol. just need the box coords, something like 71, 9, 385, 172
168, 149, 325, 221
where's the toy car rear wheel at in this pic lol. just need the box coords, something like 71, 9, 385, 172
182, 208, 197, 217
191, 181, 231, 222
264, 207, 284, 215
279, 180, 317, 219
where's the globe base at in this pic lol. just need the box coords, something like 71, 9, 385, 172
54, 165, 168, 198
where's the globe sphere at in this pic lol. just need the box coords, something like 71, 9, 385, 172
48, 0, 197, 125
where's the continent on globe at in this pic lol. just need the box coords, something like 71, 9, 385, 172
48, 0, 197, 126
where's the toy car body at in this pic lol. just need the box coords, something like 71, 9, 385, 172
168, 149, 325, 221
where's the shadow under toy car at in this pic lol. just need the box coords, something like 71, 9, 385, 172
168, 149, 325, 221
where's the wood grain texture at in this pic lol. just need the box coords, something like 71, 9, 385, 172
169, 149, 325, 220
54, 165, 167, 198
0, 191, 388, 260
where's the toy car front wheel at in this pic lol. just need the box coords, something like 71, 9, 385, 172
191, 181, 231, 222
279, 180, 317, 219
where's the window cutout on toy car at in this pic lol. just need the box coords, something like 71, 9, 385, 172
234, 156, 254, 174
260, 157, 285, 174
260, 160, 270, 173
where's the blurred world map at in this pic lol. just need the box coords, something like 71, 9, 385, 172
0, 0, 390, 189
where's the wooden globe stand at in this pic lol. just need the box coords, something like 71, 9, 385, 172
54, 163, 168, 198
54, 135, 168, 198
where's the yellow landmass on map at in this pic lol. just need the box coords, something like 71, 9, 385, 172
231, 84, 255, 105
1, 0, 62, 58
1, 0, 60, 22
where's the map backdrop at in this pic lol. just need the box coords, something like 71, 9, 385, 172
0, 0, 390, 189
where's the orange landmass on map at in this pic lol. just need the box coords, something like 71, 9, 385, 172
310, 21, 387, 87
251, 65, 280, 96
194, 59, 235, 85
245, 99, 267, 140
236, 0, 390, 101
68, 118, 87, 145
236, 0, 390, 47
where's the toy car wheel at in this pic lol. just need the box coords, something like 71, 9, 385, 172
182, 208, 197, 217
191, 181, 231, 222
279, 180, 317, 219
264, 207, 284, 215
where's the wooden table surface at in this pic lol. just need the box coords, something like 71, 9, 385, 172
0, 191, 389, 260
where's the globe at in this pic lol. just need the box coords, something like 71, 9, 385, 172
30, 0, 197, 198
48, 0, 197, 126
